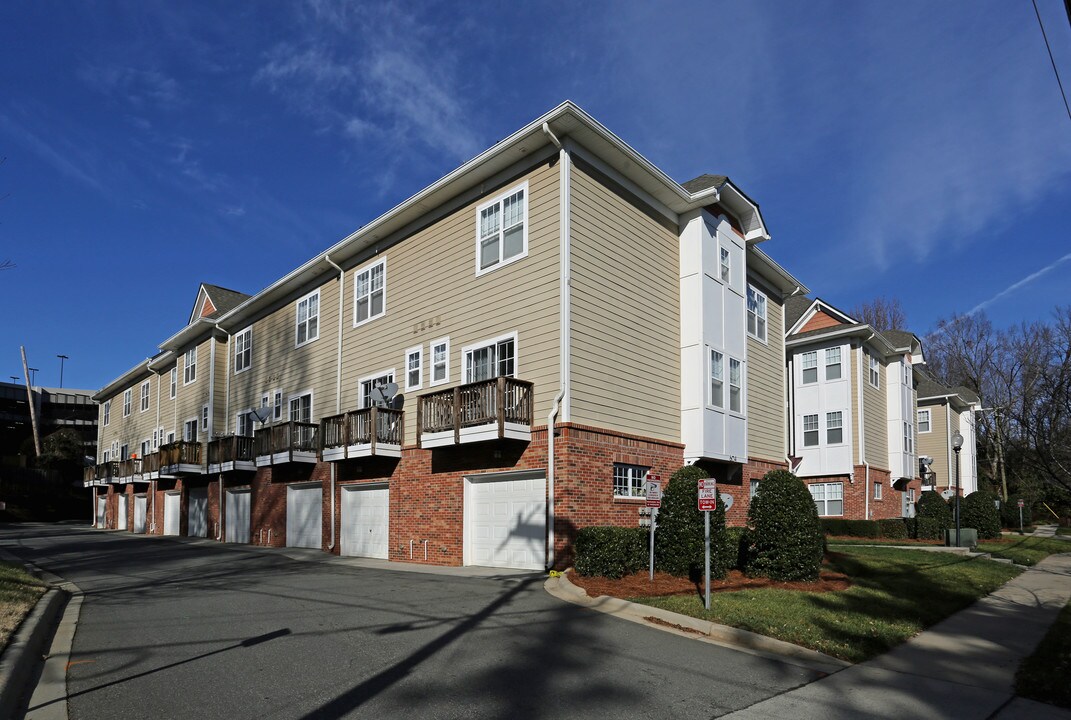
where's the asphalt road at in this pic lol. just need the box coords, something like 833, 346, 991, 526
2, 524, 822, 719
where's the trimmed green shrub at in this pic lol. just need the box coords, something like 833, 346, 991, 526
820, 519, 881, 538
878, 518, 909, 539
654, 465, 731, 579
574, 526, 648, 578
820, 519, 853, 536
916, 517, 947, 541
1001, 497, 1033, 530
916, 491, 953, 532
962, 491, 1002, 539
724, 526, 749, 571
746, 470, 824, 581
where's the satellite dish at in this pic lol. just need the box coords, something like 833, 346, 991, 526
249, 407, 272, 424
369, 382, 400, 406
391, 394, 405, 410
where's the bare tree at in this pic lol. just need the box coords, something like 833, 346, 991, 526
850, 296, 908, 332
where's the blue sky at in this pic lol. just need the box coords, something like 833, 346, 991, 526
2, 1, 1070, 391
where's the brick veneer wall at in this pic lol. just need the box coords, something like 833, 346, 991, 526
800, 468, 923, 521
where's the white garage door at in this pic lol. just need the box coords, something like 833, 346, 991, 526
187, 487, 208, 538
340, 485, 389, 559
117, 495, 128, 531
226, 490, 250, 544
164, 492, 181, 536
465, 471, 546, 570
287, 484, 323, 549
95, 496, 106, 528
133, 495, 147, 534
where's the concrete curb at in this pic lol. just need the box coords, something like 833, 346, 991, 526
0, 587, 67, 720
545, 572, 849, 675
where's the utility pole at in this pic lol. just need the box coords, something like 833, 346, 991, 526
20, 346, 42, 457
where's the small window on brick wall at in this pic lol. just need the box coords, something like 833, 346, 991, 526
613, 463, 649, 499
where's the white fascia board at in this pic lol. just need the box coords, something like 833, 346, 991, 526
158, 318, 218, 352
747, 246, 809, 296
785, 298, 819, 336
786, 325, 873, 348
93, 359, 154, 402
717, 182, 769, 242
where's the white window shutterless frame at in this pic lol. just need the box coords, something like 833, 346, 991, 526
475, 183, 528, 275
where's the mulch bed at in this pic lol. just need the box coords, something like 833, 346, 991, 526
569, 565, 851, 600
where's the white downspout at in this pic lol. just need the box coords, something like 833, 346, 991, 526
858, 340, 870, 519
324, 253, 345, 551
543, 121, 570, 570
217, 477, 224, 541
215, 325, 231, 434
208, 332, 216, 438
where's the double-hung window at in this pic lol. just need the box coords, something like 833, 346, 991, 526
809, 482, 844, 516
103, 401, 111, 426
803, 414, 819, 447
201, 405, 209, 432
709, 349, 724, 407
917, 409, 931, 433
874, 481, 883, 500
273, 391, 283, 421
729, 358, 742, 412
237, 411, 252, 438
183, 348, 197, 385
405, 346, 422, 391
825, 347, 842, 380
720, 247, 730, 283
430, 338, 449, 386
169, 368, 177, 398
183, 419, 198, 443
826, 411, 843, 444
360, 373, 394, 408
747, 285, 767, 341
476, 184, 527, 274
904, 421, 913, 453
354, 260, 386, 326
296, 290, 320, 346
234, 327, 252, 373
869, 351, 880, 387
464, 334, 515, 383
289, 392, 312, 423
613, 463, 649, 499
123, 389, 132, 417
140, 440, 150, 457
801, 351, 818, 384
140, 381, 150, 412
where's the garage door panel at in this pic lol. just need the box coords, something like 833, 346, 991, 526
117, 495, 128, 531
226, 490, 250, 544
133, 496, 147, 534
164, 493, 181, 536
466, 473, 545, 571
188, 488, 208, 538
340, 486, 389, 559
287, 485, 322, 549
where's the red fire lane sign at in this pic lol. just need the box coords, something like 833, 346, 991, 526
644, 473, 662, 508
698, 478, 718, 511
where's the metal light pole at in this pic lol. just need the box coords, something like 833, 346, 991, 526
9, 376, 17, 384
57, 354, 68, 388
28, 367, 38, 386
952, 431, 964, 547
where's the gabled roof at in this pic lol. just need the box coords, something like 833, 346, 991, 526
682, 174, 729, 193
916, 373, 981, 409
882, 329, 919, 351
785, 296, 815, 330
189, 283, 250, 325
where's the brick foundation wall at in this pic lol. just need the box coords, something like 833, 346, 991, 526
799, 468, 923, 521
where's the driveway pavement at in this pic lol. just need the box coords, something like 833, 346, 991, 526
1, 524, 821, 719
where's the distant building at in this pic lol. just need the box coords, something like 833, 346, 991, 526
0, 381, 98, 465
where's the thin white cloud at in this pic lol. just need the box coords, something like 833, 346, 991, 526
78, 65, 182, 108
965, 252, 1071, 317
0, 113, 104, 191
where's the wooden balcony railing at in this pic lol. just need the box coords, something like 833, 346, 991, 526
95, 461, 119, 481
417, 377, 533, 447
142, 452, 160, 476
159, 440, 203, 470
254, 421, 318, 464
118, 457, 143, 480
208, 435, 256, 465
320, 407, 403, 459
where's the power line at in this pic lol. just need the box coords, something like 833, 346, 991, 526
1033, 0, 1071, 123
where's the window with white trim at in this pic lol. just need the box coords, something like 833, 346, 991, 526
464, 334, 515, 383
476, 184, 527, 274
237, 411, 252, 438
140, 381, 150, 412
904, 421, 913, 453
868, 351, 880, 387
202, 405, 209, 432
874, 481, 883, 500
801, 351, 818, 384
152, 428, 160, 450
903, 362, 911, 385
917, 409, 931, 433
825, 347, 842, 381
405, 346, 422, 391
359, 373, 394, 408
166, 431, 175, 444
709, 349, 724, 407
183, 348, 197, 385
140, 440, 150, 457
720, 247, 730, 283
289, 392, 312, 423
749, 479, 760, 498
273, 390, 283, 421
430, 338, 449, 386
729, 358, 743, 413
809, 482, 844, 516
747, 285, 767, 341
183, 419, 198, 443
123, 389, 132, 417
354, 259, 386, 326
120, 443, 129, 460
803, 414, 819, 447
169, 368, 177, 399
102, 449, 109, 463
826, 411, 843, 444
295, 290, 319, 346
613, 463, 649, 499
234, 327, 252, 373
103, 400, 110, 426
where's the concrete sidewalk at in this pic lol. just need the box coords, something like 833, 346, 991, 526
721, 549, 1071, 719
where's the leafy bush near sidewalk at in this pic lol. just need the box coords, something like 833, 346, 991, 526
878, 518, 909, 539
574, 527, 648, 579
1017, 599, 1071, 708
747, 470, 824, 581
0, 562, 47, 651
961, 491, 1002, 539
654, 465, 732, 580
915, 491, 953, 540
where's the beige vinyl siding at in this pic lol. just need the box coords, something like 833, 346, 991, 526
159, 362, 177, 441
334, 158, 561, 443
213, 336, 229, 434
174, 336, 218, 441
863, 351, 887, 466
746, 276, 785, 461
229, 274, 341, 430
98, 373, 156, 460
568, 161, 679, 442
919, 402, 951, 488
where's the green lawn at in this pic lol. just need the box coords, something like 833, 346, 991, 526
633, 547, 1020, 663
1017, 599, 1071, 708
1056, 527, 1071, 537
825, 537, 942, 547
976, 537, 1071, 566
0, 562, 47, 651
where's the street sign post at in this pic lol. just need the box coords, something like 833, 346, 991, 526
698, 478, 718, 609
644, 473, 662, 580
1018, 498, 1025, 533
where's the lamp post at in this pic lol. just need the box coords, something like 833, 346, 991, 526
57, 355, 68, 388
28, 367, 38, 386
952, 430, 964, 547
9, 376, 18, 385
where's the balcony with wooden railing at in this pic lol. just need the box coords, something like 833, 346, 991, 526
207, 435, 256, 473
320, 407, 403, 461
254, 421, 318, 466
159, 441, 204, 476
116, 457, 143, 483
417, 377, 533, 449
142, 452, 160, 480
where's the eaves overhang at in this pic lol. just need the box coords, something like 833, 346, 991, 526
93, 359, 153, 402
786, 325, 899, 355
747, 245, 808, 296
158, 318, 221, 352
